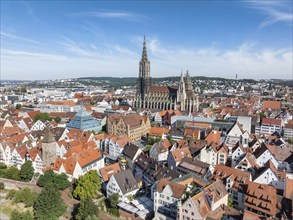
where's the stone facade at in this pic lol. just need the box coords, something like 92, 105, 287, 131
135, 37, 198, 112
106, 114, 150, 141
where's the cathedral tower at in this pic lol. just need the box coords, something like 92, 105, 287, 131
177, 72, 187, 111
184, 70, 193, 91
137, 36, 151, 108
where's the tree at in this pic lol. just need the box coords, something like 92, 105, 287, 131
0, 182, 4, 190
33, 112, 51, 122
73, 170, 101, 200
259, 112, 266, 122
34, 184, 66, 220
228, 195, 233, 207
16, 104, 22, 110
166, 135, 175, 145
2, 167, 21, 180
0, 163, 7, 169
11, 210, 33, 220
12, 187, 38, 207
37, 170, 70, 190
108, 193, 119, 209
20, 161, 34, 182
288, 138, 293, 144
76, 197, 99, 220
54, 116, 61, 123
106, 193, 120, 217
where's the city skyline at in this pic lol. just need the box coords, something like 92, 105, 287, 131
1, 0, 292, 80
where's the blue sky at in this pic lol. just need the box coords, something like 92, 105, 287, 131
1, 1, 292, 80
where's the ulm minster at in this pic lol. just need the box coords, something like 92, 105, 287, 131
1, 0, 293, 219
135, 37, 199, 113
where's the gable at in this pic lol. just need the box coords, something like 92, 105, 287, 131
228, 123, 243, 136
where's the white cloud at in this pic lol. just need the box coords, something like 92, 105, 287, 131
1, 38, 292, 80
246, 0, 293, 28
68, 10, 146, 21
1, 32, 40, 44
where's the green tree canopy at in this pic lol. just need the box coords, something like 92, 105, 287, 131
11, 210, 33, 220
16, 104, 22, 110
12, 187, 38, 207
76, 197, 99, 220
33, 112, 51, 122
54, 116, 61, 123
1, 166, 21, 181
166, 135, 175, 145
108, 193, 119, 209
72, 170, 101, 200
0, 182, 4, 190
37, 170, 70, 190
34, 184, 66, 220
20, 161, 34, 182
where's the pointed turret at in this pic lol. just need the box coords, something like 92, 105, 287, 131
141, 35, 148, 61
137, 36, 151, 108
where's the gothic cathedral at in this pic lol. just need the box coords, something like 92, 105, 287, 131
135, 37, 198, 112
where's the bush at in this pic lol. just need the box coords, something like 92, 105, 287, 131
13, 187, 38, 207
1, 167, 21, 181
11, 210, 33, 220
20, 161, 34, 182
6, 189, 17, 199
34, 184, 66, 220
37, 170, 70, 190
108, 208, 119, 217
0, 163, 7, 169
0, 182, 4, 190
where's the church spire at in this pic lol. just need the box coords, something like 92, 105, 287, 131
141, 35, 148, 61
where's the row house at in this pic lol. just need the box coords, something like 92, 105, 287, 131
150, 139, 171, 163
0, 143, 44, 174
106, 169, 139, 202
134, 153, 180, 187
266, 144, 293, 172
242, 181, 277, 218
234, 152, 259, 173
52, 148, 104, 181
103, 135, 131, 160
176, 157, 213, 180
255, 118, 282, 136
253, 160, 285, 190
167, 147, 192, 171
225, 122, 250, 155
148, 127, 170, 140
153, 178, 186, 220
177, 180, 228, 220
211, 164, 252, 209
99, 163, 121, 191
283, 123, 293, 140
252, 143, 279, 168
30, 120, 48, 131
122, 143, 142, 172
200, 130, 228, 166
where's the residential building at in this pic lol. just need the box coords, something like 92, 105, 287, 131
106, 169, 139, 202
153, 178, 186, 220
255, 118, 282, 136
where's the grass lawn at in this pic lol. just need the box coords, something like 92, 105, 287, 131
1, 200, 33, 218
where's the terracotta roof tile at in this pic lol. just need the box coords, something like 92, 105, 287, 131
157, 178, 185, 199
100, 163, 121, 182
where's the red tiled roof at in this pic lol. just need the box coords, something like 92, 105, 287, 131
262, 118, 281, 126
